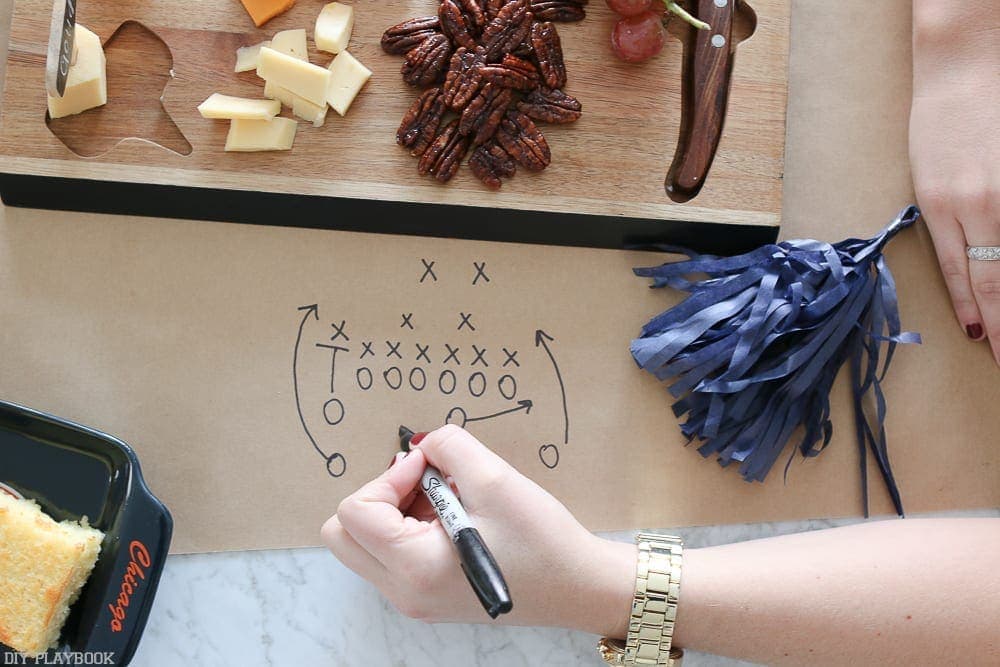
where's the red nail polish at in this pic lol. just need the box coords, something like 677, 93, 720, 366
387, 453, 400, 470
409, 432, 428, 446
966, 323, 984, 340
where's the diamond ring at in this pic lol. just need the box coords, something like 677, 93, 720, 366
967, 246, 1000, 261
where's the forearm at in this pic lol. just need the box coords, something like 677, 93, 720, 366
647, 519, 1000, 665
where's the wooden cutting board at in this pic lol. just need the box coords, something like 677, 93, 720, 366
0, 0, 789, 244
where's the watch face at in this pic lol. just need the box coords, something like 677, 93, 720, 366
598, 637, 626, 664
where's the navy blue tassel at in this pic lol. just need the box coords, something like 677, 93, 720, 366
631, 206, 921, 517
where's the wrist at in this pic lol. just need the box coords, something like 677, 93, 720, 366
912, 1, 999, 54
569, 536, 636, 638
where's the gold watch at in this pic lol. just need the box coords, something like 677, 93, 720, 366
598, 533, 684, 666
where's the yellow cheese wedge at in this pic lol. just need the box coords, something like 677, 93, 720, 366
46, 24, 106, 119
315, 3, 354, 54
235, 41, 270, 73
225, 117, 298, 151
326, 50, 371, 116
292, 95, 328, 128
271, 29, 308, 60
257, 46, 331, 107
198, 93, 281, 120
239, 0, 296, 28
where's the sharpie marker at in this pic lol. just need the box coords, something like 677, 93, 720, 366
398, 425, 513, 618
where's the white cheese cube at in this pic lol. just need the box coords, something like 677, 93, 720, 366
198, 93, 281, 120
292, 95, 328, 127
47, 24, 106, 119
257, 47, 331, 107
315, 3, 354, 54
224, 117, 298, 151
325, 50, 371, 116
270, 29, 308, 60
235, 41, 270, 73
263, 80, 297, 107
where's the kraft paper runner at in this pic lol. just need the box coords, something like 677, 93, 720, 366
0, 0, 997, 554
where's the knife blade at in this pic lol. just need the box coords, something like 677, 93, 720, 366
45, 0, 78, 97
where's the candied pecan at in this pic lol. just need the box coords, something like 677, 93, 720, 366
496, 110, 551, 171
381, 17, 440, 55
397, 87, 448, 156
512, 40, 534, 58
401, 34, 452, 86
459, 83, 513, 146
517, 87, 581, 123
486, 0, 515, 20
442, 47, 486, 110
439, 0, 478, 49
530, 0, 587, 22
481, 0, 534, 61
479, 54, 540, 90
469, 141, 517, 189
417, 120, 470, 183
457, 0, 487, 31
530, 21, 566, 89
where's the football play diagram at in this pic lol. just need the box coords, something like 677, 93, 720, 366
292, 258, 570, 480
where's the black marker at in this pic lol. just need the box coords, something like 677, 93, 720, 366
398, 425, 512, 618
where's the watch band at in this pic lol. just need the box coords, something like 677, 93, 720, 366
597, 638, 683, 666
627, 533, 683, 665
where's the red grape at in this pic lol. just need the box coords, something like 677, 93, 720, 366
605, 0, 652, 17
611, 11, 666, 63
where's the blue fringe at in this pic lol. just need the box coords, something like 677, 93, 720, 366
631, 206, 922, 516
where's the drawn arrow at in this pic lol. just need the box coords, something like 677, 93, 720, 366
536, 329, 568, 444
293, 304, 346, 477
465, 399, 533, 424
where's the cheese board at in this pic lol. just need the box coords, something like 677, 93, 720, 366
0, 0, 789, 250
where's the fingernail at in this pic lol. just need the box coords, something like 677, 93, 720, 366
966, 323, 984, 340
409, 432, 428, 446
386, 452, 406, 470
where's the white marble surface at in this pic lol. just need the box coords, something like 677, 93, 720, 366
130, 509, 998, 667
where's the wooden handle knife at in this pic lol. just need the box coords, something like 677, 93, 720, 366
665, 0, 736, 202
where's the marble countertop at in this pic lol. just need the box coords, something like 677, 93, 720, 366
129, 509, 997, 667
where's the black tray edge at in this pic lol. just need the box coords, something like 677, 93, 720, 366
0, 173, 779, 255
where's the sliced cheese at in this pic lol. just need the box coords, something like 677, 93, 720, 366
263, 80, 297, 107
225, 117, 298, 151
235, 40, 270, 73
257, 46, 331, 107
47, 24, 106, 119
271, 29, 308, 60
325, 50, 371, 116
315, 3, 354, 54
238, 0, 296, 28
198, 93, 281, 120
292, 95, 328, 127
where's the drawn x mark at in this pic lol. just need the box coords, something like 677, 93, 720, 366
415, 343, 431, 364
420, 259, 437, 283
472, 261, 490, 285
471, 345, 488, 367
443, 344, 461, 365
401, 313, 414, 329
330, 320, 349, 343
360, 341, 375, 359
458, 312, 475, 332
386, 341, 403, 359
502, 347, 519, 367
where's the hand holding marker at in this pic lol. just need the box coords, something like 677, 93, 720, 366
399, 426, 512, 618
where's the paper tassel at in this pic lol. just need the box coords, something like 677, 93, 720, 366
631, 206, 921, 516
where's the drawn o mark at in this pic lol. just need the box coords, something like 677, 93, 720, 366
322, 398, 345, 426
438, 369, 457, 395
383, 366, 403, 390
356, 367, 373, 391
326, 453, 347, 477
498, 374, 517, 400
468, 371, 487, 397
538, 444, 560, 469
446, 407, 468, 427
409, 367, 427, 391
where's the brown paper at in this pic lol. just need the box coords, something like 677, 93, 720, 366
1, 0, 997, 554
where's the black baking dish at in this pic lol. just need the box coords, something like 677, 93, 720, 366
0, 400, 172, 666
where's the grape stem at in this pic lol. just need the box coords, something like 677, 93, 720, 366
661, 0, 711, 30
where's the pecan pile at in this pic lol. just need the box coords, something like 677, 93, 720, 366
383, 0, 587, 189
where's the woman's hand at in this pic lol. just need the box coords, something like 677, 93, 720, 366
909, 1, 1000, 364
320, 425, 635, 636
